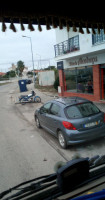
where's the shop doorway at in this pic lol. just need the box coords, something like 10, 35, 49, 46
101, 67, 105, 100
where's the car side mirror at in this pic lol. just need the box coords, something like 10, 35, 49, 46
40, 107, 44, 114
40, 106, 46, 114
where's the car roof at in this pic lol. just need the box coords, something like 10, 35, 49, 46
53, 97, 90, 106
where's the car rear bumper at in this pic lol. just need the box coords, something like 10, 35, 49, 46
65, 124, 105, 145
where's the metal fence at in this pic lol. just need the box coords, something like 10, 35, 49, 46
54, 35, 80, 57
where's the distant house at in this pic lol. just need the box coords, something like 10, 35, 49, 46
9, 64, 16, 71
23, 66, 28, 76
0, 72, 5, 76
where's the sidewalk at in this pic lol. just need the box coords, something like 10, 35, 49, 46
10, 81, 105, 161
13, 82, 59, 125
14, 82, 58, 104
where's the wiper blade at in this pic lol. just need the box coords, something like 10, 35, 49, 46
0, 174, 57, 199
89, 155, 105, 168
1, 156, 105, 200
3, 180, 57, 200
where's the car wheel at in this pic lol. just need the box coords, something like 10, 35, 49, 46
35, 116, 41, 128
58, 131, 67, 149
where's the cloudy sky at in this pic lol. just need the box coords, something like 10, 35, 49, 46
0, 23, 56, 72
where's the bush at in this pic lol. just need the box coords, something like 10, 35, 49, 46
54, 76, 59, 90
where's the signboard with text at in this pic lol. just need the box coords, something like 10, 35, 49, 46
64, 53, 105, 68
57, 61, 64, 70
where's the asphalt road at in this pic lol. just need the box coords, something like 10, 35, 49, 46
1, 81, 105, 194
0, 82, 66, 193
14, 83, 105, 162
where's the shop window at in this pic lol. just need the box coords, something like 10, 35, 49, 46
64, 68, 77, 92
64, 66, 93, 94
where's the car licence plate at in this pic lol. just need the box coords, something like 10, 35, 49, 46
84, 121, 99, 128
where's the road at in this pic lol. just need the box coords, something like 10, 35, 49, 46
1, 82, 105, 194
15, 83, 105, 162
0, 82, 65, 192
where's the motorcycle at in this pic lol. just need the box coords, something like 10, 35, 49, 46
19, 90, 41, 104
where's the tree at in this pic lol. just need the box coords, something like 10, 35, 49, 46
44, 66, 56, 70
16, 61, 25, 76
3, 70, 16, 78
9, 70, 16, 77
54, 76, 59, 90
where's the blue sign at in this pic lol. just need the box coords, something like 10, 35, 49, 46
57, 61, 64, 70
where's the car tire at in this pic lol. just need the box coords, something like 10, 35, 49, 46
58, 131, 67, 149
35, 116, 41, 128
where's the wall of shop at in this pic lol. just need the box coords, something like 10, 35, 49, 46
58, 64, 101, 102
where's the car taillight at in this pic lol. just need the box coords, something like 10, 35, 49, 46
104, 113, 105, 123
62, 121, 76, 130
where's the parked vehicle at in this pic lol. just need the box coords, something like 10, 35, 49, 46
19, 90, 41, 104
34, 97, 105, 149
26, 79, 32, 84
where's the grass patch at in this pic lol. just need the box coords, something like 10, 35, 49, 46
35, 83, 57, 93
0, 82, 11, 86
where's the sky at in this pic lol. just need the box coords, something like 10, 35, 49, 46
0, 23, 56, 72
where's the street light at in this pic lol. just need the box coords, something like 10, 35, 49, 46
22, 35, 35, 86
36, 53, 41, 69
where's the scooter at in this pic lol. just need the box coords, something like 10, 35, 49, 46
19, 90, 41, 104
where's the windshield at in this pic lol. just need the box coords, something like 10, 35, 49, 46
65, 103, 100, 119
0, 13, 105, 200
77, 102, 100, 117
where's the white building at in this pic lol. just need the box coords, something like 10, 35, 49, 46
54, 28, 105, 102
9, 63, 16, 71
22, 66, 28, 76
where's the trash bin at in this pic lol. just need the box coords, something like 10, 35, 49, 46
18, 80, 28, 92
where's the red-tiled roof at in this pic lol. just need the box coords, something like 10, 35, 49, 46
0, 72, 6, 76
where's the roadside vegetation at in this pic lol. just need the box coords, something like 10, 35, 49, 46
0, 82, 11, 86
0, 62, 59, 92
0, 60, 25, 81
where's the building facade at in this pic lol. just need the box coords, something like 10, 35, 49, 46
54, 28, 105, 102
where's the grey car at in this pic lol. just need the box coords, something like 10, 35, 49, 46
34, 97, 105, 149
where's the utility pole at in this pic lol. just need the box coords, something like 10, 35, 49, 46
22, 36, 35, 87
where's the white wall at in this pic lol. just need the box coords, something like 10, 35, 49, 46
38, 71, 55, 86
55, 28, 68, 44
55, 28, 105, 61
55, 27, 79, 44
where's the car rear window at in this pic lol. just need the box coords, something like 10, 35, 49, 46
65, 103, 100, 119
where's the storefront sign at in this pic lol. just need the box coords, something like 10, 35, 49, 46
69, 56, 98, 66
57, 61, 64, 70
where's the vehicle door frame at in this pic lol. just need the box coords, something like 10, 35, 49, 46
39, 102, 52, 127
43, 102, 61, 136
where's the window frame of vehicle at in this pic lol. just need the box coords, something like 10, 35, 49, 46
40, 102, 52, 114
64, 102, 100, 119
49, 103, 61, 116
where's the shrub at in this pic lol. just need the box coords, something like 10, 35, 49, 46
54, 76, 59, 90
